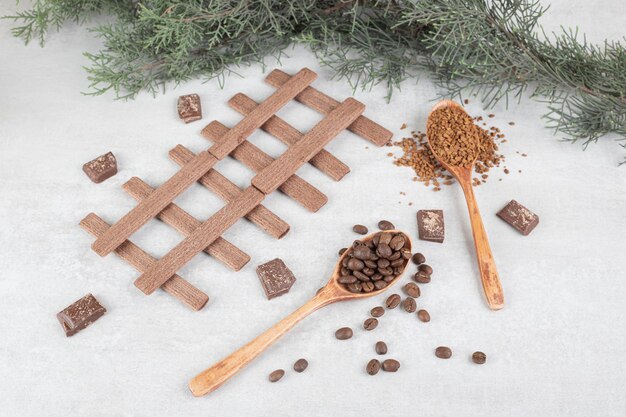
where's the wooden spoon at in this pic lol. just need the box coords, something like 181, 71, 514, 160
188, 230, 412, 397
426, 100, 504, 310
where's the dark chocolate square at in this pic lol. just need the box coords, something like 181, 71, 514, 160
417, 210, 445, 243
83, 152, 117, 183
177, 94, 202, 123
256, 259, 296, 299
497, 200, 539, 235
57, 293, 107, 337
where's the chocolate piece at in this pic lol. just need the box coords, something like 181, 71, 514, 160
256, 258, 296, 299
82, 152, 117, 183
497, 200, 539, 235
417, 210, 445, 243
177, 94, 202, 123
56, 293, 106, 337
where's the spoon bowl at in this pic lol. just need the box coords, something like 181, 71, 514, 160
189, 230, 411, 396
426, 100, 504, 310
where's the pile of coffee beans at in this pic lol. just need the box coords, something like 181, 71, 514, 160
337, 230, 411, 293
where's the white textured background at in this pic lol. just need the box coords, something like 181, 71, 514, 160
1, 1, 625, 416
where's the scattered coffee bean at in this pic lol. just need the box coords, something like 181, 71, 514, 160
293, 358, 309, 372
402, 297, 417, 313
375, 341, 388, 355
335, 327, 353, 340
386, 294, 401, 309
268, 369, 285, 382
417, 309, 430, 322
371, 306, 385, 317
413, 271, 431, 283
364, 317, 379, 331
419, 264, 433, 275
403, 282, 421, 298
378, 220, 395, 230
366, 359, 381, 375
472, 351, 487, 364
338, 247, 347, 256
382, 359, 400, 372
435, 346, 452, 359
353, 224, 369, 235
412, 253, 426, 265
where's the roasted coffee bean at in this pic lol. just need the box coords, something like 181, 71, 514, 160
388, 251, 402, 261
340, 267, 350, 276
293, 358, 309, 372
347, 282, 362, 293
335, 327, 353, 340
371, 273, 384, 281
352, 240, 364, 247
364, 317, 378, 330
389, 235, 406, 250
383, 275, 396, 283
362, 267, 375, 276
378, 220, 395, 230
374, 280, 388, 290
372, 232, 381, 246
371, 306, 385, 317
375, 341, 388, 355
353, 224, 368, 235
364, 260, 378, 269
347, 258, 365, 271
338, 275, 357, 284
472, 351, 487, 364
382, 359, 400, 372
402, 297, 417, 313
342, 256, 349, 267
390, 258, 405, 268
353, 271, 370, 282
435, 346, 452, 359
353, 245, 372, 260
412, 253, 426, 265
386, 294, 401, 309
401, 248, 412, 259
376, 243, 392, 258
403, 282, 421, 298
377, 258, 390, 268
366, 240, 375, 249
339, 247, 347, 256
378, 232, 392, 245
366, 359, 381, 375
419, 264, 433, 275
413, 271, 431, 283
362, 281, 375, 293
393, 267, 403, 276
378, 267, 393, 276
417, 309, 430, 322
269, 369, 285, 382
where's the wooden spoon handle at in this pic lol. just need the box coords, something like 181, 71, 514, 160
458, 178, 504, 310
189, 290, 335, 397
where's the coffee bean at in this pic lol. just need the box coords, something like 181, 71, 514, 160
403, 282, 421, 298
347, 258, 365, 271
419, 264, 433, 275
366, 359, 381, 375
393, 267, 403, 276
375, 341, 388, 355
382, 359, 400, 372
353, 271, 370, 282
353, 224, 368, 235
413, 271, 431, 283
364, 318, 378, 331
377, 258, 390, 268
378, 220, 395, 230
376, 243, 392, 258
364, 260, 378, 269
338, 275, 357, 284
388, 251, 402, 261
371, 306, 385, 317
293, 358, 308, 372
412, 253, 426, 265
417, 309, 430, 322
342, 256, 349, 267
402, 297, 417, 313
362, 281, 375, 293
435, 346, 452, 359
374, 280, 387, 290
362, 267, 375, 276
353, 245, 372, 260
390, 258, 405, 268
401, 248, 412, 259
372, 232, 381, 246
339, 247, 347, 256
472, 351, 486, 364
335, 327, 353, 340
383, 274, 396, 283
386, 294, 401, 309
378, 266, 394, 276
268, 369, 285, 382
389, 235, 406, 250
347, 282, 362, 293
340, 267, 349, 276
378, 232, 392, 245
371, 273, 383, 281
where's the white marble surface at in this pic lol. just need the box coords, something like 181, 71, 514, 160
1, 2, 625, 416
